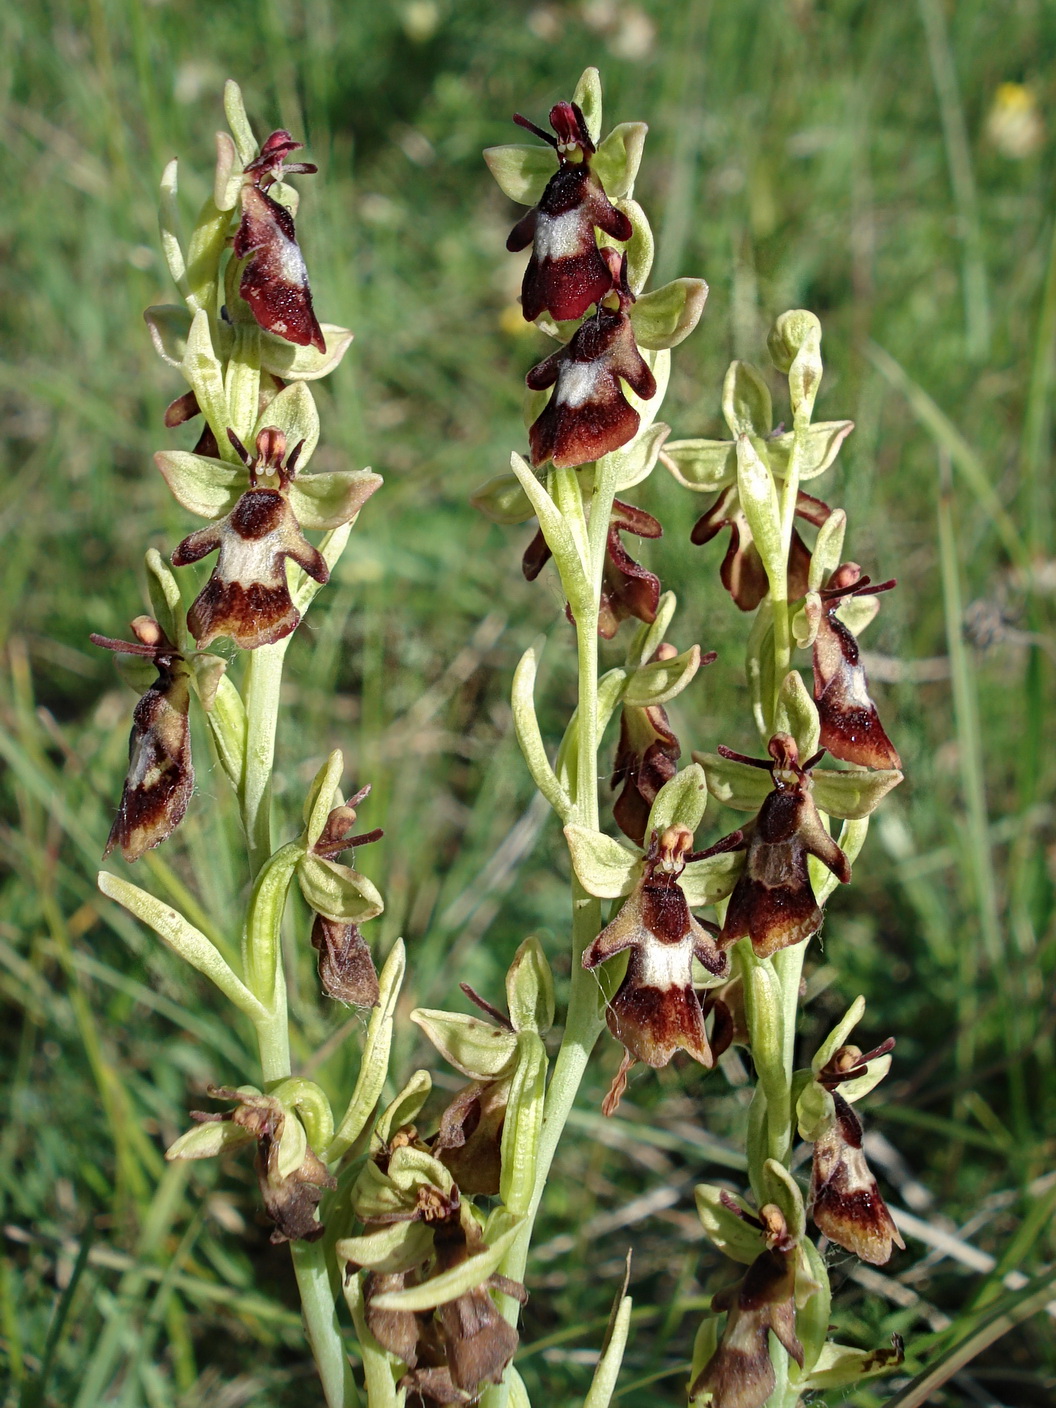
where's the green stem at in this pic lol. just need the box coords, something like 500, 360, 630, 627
292, 1242, 360, 1408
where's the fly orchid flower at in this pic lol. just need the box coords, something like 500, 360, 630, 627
715, 733, 851, 957
505, 100, 633, 323
583, 825, 732, 1115
691, 484, 831, 613
813, 563, 901, 770
171, 427, 329, 650
526, 249, 656, 469
90, 616, 194, 862
235, 130, 326, 353
305, 785, 384, 1006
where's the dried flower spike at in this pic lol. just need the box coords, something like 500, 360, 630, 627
171, 427, 328, 650
813, 563, 901, 769
506, 100, 633, 322
583, 825, 730, 1115
716, 733, 850, 957
90, 616, 194, 862
235, 130, 326, 353
526, 250, 656, 469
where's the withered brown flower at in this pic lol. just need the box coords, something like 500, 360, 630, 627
506, 101, 633, 323
583, 825, 731, 1115
90, 616, 194, 862
306, 785, 384, 1006
526, 250, 656, 469
691, 486, 830, 613
813, 564, 901, 770
235, 130, 326, 352
810, 1089, 904, 1266
716, 733, 850, 958
171, 427, 328, 650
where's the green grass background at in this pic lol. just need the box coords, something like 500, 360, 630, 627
1, 0, 1054, 1403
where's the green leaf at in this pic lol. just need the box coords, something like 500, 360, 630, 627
252, 381, 320, 468
735, 435, 783, 591
509, 452, 589, 606
203, 674, 246, 792
512, 643, 572, 820
646, 763, 708, 836
213, 130, 241, 212
808, 509, 847, 591
326, 942, 406, 1162
411, 1009, 519, 1080
629, 278, 708, 351
799, 1338, 904, 1392
505, 936, 555, 1036
811, 767, 903, 820
625, 645, 701, 707
573, 66, 603, 145
155, 450, 243, 520
593, 122, 648, 200
470, 473, 534, 525
696, 752, 773, 813
722, 360, 772, 438
760, 1158, 805, 1243
660, 438, 736, 494
694, 1184, 764, 1264
223, 79, 257, 168
372, 1069, 433, 1152
811, 995, 865, 1072
482, 143, 556, 205
244, 841, 302, 1009
779, 670, 820, 759
582, 1285, 633, 1408
302, 751, 344, 847
792, 1238, 832, 1378
564, 825, 640, 899
258, 323, 355, 381
181, 309, 231, 456
369, 1218, 524, 1312
297, 854, 385, 925
144, 304, 191, 368
336, 1221, 435, 1275
158, 162, 188, 295
500, 1032, 547, 1215
768, 420, 853, 482
679, 851, 743, 906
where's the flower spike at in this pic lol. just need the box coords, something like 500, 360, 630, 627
715, 733, 850, 957
91, 617, 194, 862
526, 250, 656, 469
506, 100, 633, 323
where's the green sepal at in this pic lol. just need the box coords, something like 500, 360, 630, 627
500, 1032, 547, 1214
696, 752, 773, 813
693, 1184, 765, 1264
336, 1220, 435, 1275
646, 763, 708, 837
609, 198, 653, 294
629, 278, 708, 352
797, 1338, 904, 1392
189, 653, 227, 712
790, 593, 822, 651
791, 1238, 832, 1379
410, 1009, 519, 1080
660, 439, 736, 494
297, 854, 385, 925
778, 670, 820, 759
213, 130, 242, 212
678, 852, 743, 906
181, 310, 233, 459
564, 825, 640, 899
145, 548, 185, 649
811, 768, 903, 820
624, 644, 701, 707
482, 143, 556, 205
470, 473, 534, 525
631, 347, 669, 427
386, 1144, 455, 1198
270, 1077, 335, 1154
303, 750, 345, 847
286, 467, 383, 531
369, 1217, 523, 1313
251, 381, 320, 469
808, 510, 847, 593
760, 1158, 806, 1243
372, 1070, 432, 1155
593, 122, 648, 201
573, 67, 603, 145
768, 420, 853, 482
274, 1109, 309, 1181
768, 309, 822, 424
512, 642, 572, 820
352, 1150, 446, 1223
113, 653, 159, 695
796, 1079, 836, 1142
722, 360, 772, 438
506, 936, 555, 1036
626, 590, 678, 670
735, 435, 783, 592
144, 304, 191, 368
259, 323, 355, 381
837, 1054, 893, 1103
158, 161, 188, 296
836, 593, 879, 636
244, 841, 302, 1008
326, 943, 407, 1163
223, 79, 257, 168
165, 1119, 254, 1161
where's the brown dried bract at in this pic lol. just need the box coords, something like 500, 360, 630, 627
716, 734, 850, 958
813, 563, 901, 770
506, 101, 633, 323
91, 617, 194, 862
172, 427, 328, 650
583, 825, 730, 1114
810, 1092, 905, 1266
235, 130, 325, 352
526, 250, 655, 469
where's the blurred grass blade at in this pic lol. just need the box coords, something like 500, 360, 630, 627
19, 1219, 96, 1408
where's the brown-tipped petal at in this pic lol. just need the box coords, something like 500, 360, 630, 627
104, 658, 194, 863
813, 610, 901, 770
235, 184, 326, 352
311, 916, 380, 1006
810, 1094, 905, 1266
